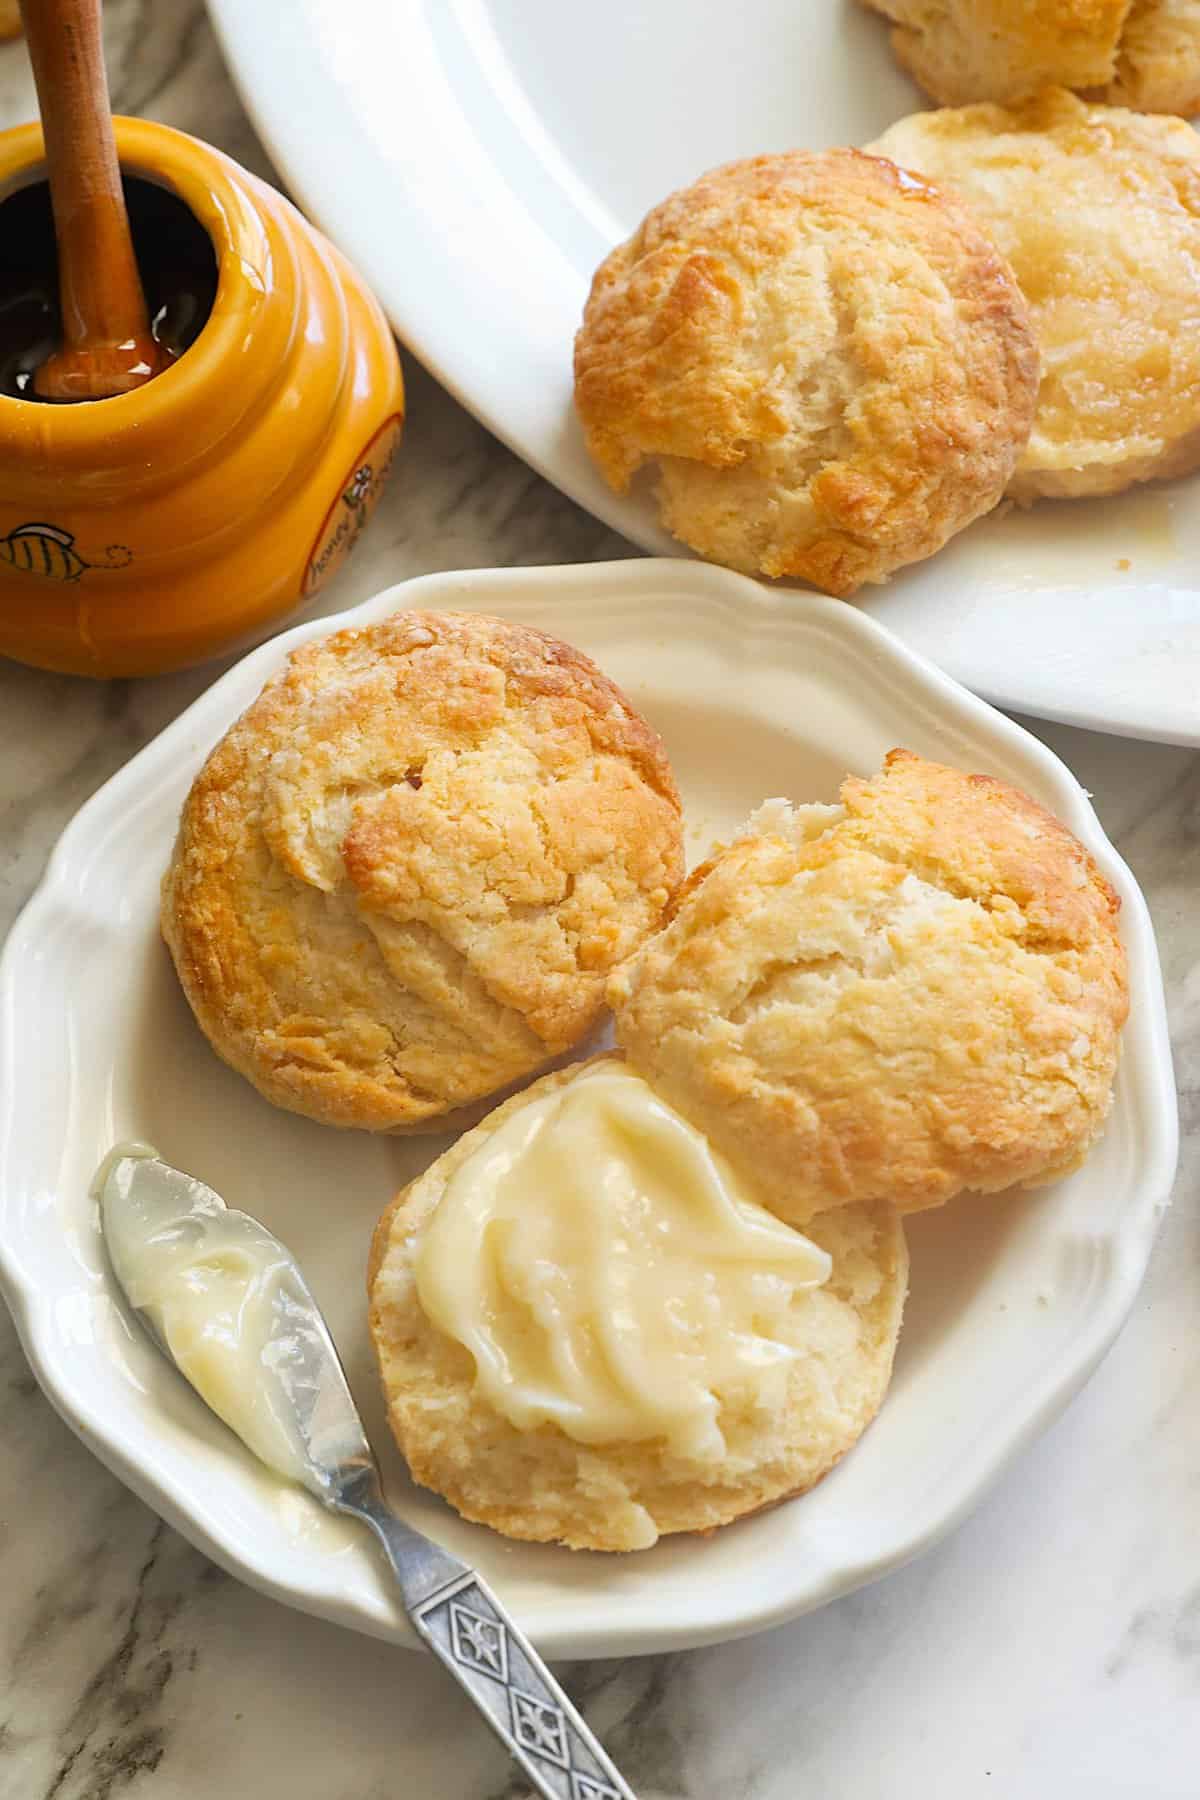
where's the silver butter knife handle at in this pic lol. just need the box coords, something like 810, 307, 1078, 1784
409, 1569, 637, 1800
342, 1475, 638, 1799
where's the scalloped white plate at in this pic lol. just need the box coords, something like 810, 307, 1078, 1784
208, 0, 1200, 746
0, 560, 1178, 1657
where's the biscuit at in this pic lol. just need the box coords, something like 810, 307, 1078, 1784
862, 0, 1200, 115
574, 149, 1038, 596
1106, 1, 1200, 116
608, 752, 1128, 1223
870, 91, 1200, 499
367, 1060, 908, 1551
860, 0, 1131, 105
162, 611, 683, 1130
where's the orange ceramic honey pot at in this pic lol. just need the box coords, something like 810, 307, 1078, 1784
0, 116, 404, 676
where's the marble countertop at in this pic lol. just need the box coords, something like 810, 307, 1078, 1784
1, 7, 1197, 1797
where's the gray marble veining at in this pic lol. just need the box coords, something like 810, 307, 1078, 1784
0, 6, 1198, 1797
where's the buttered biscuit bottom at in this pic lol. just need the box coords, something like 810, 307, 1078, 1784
368, 1059, 907, 1551
609, 751, 1129, 1223
161, 610, 683, 1131
869, 93, 1200, 500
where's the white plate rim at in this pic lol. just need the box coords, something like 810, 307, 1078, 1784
0, 557, 1180, 1656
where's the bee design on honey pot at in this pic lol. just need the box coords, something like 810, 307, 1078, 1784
0, 523, 133, 582
343, 463, 373, 520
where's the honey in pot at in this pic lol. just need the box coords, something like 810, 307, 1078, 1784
0, 174, 217, 401
0, 117, 405, 677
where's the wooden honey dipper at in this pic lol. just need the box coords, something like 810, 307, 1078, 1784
19, 0, 169, 399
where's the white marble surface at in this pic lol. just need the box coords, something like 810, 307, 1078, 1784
0, 7, 1198, 1796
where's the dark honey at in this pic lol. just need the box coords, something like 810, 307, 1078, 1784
0, 174, 218, 401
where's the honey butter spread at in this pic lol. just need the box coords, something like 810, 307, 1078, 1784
414, 1062, 832, 1460
96, 1145, 314, 1485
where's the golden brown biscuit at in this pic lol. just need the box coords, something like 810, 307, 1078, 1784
1106, 0, 1200, 115
861, 0, 1131, 105
862, 0, 1200, 114
609, 752, 1128, 1223
162, 611, 683, 1130
869, 91, 1200, 498
368, 1059, 907, 1551
574, 149, 1038, 596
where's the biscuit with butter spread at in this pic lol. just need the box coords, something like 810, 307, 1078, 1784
162, 611, 683, 1130
609, 751, 1128, 1222
368, 1057, 907, 1552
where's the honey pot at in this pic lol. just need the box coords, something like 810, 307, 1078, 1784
0, 116, 404, 676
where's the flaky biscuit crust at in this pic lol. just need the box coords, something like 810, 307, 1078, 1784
863, 0, 1200, 115
861, 0, 1131, 105
609, 752, 1128, 1222
161, 611, 683, 1130
574, 149, 1038, 596
870, 92, 1200, 499
368, 1057, 907, 1552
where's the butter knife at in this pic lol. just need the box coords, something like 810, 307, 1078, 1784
97, 1147, 637, 1800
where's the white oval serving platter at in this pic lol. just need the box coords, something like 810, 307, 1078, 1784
208, 0, 1200, 747
0, 559, 1178, 1657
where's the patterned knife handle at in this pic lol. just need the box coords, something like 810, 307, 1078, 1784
410, 1570, 637, 1800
